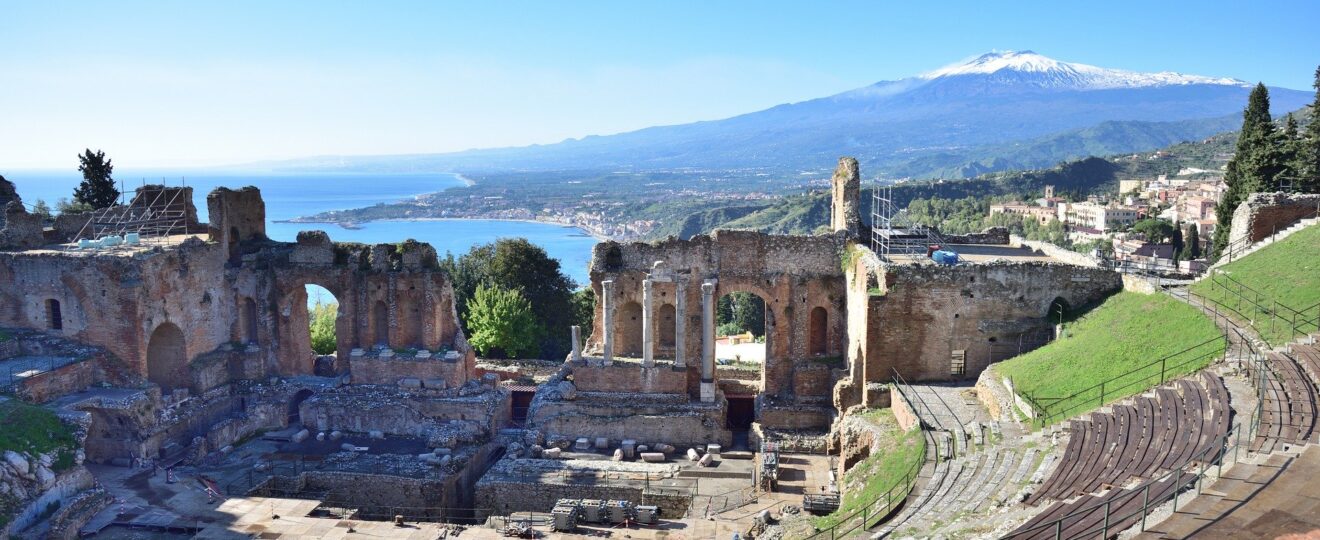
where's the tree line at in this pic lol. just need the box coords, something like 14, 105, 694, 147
1213, 68, 1320, 255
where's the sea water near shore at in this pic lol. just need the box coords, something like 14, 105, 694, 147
6, 171, 597, 284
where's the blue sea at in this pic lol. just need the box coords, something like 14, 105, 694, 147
5, 171, 597, 285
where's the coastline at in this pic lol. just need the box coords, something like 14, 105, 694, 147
278, 216, 615, 242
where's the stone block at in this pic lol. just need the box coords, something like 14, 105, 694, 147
698, 452, 714, 467
423, 378, 447, 390
612, 449, 623, 461
330, 431, 343, 440
543, 447, 562, 459
369, 430, 385, 439
639, 452, 665, 463
414, 350, 432, 359
574, 437, 591, 451
291, 429, 310, 443
700, 381, 716, 403
316, 432, 325, 441
398, 378, 422, 389
706, 444, 721, 455
686, 448, 700, 461
621, 439, 637, 459
595, 437, 610, 449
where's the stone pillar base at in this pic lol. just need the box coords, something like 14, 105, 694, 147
700, 381, 717, 403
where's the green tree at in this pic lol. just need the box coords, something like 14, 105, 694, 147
466, 283, 542, 359
1171, 225, 1185, 260
55, 197, 93, 214
1299, 65, 1320, 192
716, 292, 765, 337
1280, 114, 1303, 185
74, 149, 119, 209
570, 287, 595, 339
1132, 218, 1176, 243
1185, 225, 1201, 260
32, 199, 52, 220
440, 238, 576, 359
309, 302, 338, 355
1213, 84, 1282, 255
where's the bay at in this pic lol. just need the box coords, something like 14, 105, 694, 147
4, 171, 597, 285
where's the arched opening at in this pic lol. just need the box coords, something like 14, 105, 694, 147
1047, 297, 1070, 326
809, 306, 828, 356
657, 303, 676, 349
306, 284, 340, 358
147, 322, 188, 391
716, 291, 766, 370
604, 246, 623, 271
227, 226, 241, 265
238, 297, 258, 344
373, 300, 389, 347
288, 389, 314, 426
45, 299, 63, 330
616, 301, 643, 357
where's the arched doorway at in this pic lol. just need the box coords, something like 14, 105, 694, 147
288, 389, 314, 427
45, 299, 63, 330
716, 291, 766, 368
809, 306, 828, 356
306, 284, 340, 357
657, 303, 676, 348
147, 322, 188, 391
616, 301, 643, 357
1047, 297, 1070, 326
239, 297, 258, 344
373, 300, 389, 347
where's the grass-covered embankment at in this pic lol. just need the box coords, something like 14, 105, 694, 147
1191, 223, 1320, 346
996, 292, 1222, 423
814, 409, 926, 531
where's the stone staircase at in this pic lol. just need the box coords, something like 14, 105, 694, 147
870, 423, 1060, 539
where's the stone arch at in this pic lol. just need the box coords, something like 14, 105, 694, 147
45, 299, 63, 330
657, 303, 676, 348
373, 300, 389, 346
809, 306, 828, 356
616, 301, 643, 357
238, 297, 258, 344
288, 388, 315, 426
147, 322, 189, 391
1045, 296, 1070, 323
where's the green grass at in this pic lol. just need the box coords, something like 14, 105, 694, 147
996, 292, 1222, 422
1191, 224, 1320, 346
814, 409, 926, 530
0, 328, 12, 342
0, 401, 78, 471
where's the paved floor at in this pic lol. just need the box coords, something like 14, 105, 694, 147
1138, 446, 1320, 539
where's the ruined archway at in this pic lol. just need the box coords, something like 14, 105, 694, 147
373, 300, 389, 347
238, 297, 258, 344
288, 388, 314, 426
307, 284, 340, 357
716, 291, 766, 369
616, 301, 643, 357
809, 306, 828, 356
1046, 297, 1070, 325
45, 299, 63, 330
146, 322, 188, 391
657, 303, 676, 348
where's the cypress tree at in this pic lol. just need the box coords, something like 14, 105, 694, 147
1300, 65, 1320, 193
73, 149, 119, 209
1186, 225, 1201, 260
1281, 114, 1302, 186
1213, 84, 1279, 256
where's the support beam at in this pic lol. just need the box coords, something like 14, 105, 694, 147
602, 280, 615, 362
642, 279, 654, 367
674, 279, 687, 368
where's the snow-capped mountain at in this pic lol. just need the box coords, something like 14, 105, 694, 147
269, 51, 1310, 179
919, 50, 1247, 90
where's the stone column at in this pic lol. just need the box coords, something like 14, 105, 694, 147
700, 280, 717, 402
570, 325, 582, 363
602, 280, 615, 362
674, 279, 687, 368
642, 279, 654, 367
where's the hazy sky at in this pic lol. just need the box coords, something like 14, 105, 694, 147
3, 0, 1318, 168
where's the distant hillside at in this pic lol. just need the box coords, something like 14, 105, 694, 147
256, 51, 1310, 183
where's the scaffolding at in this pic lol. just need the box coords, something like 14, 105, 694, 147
71, 179, 193, 248
870, 185, 945, 262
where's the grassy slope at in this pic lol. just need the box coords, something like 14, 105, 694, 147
995, 292, 1222, 414
1190, 224, 1320, 346
814, 409, 926, 530
0, 400, 79, 528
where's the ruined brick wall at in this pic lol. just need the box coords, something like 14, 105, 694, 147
15, 356, 102, 403
571, 363, 687, 394
531, 396, 732, 448
941, 227, 1010, 245
1228, 192, 1320, 247
863, 261, 1120, 383
831, 157, 861, 235
348, 356, 472, 388
0, 202, 44, 250
585, 229, 848, 399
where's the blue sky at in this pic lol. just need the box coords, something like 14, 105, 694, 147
2, 0, 1317, 168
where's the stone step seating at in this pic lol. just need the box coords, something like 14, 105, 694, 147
1005, 469, 1197, 539
1250, 351, 1317, 453
872, 441, 1052, 538
1025, 372, 1230, 506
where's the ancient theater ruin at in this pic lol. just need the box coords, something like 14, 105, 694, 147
3, 163, 1315, 539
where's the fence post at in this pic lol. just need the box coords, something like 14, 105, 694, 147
1054, 519, 1062, 540
1099, 382, 1105, 406
1173, 468, 1182, 513
1140, 483, 1150, 531
1102, 498, 1111, 537
1160, 356, 1167, 384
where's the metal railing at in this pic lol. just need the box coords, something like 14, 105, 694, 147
1001, 417, 1257, 540
1022, 336, 1227, 426
1199, 268, 1320, 344
801, 429, 929, 540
